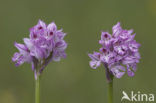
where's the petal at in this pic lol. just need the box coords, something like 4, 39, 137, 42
114, 45, 125, 55
23, 38, 33, 50
131, 63, 137, 71
99, 32, 112, 47
52, 51, 61, 61
30, 46, 45, 59
122, 56, 135, 64
99, 47, 107, 53
127, 67, 135, 77
88, 52, 100, 61
29, 20, 46, 39
111, 65, 125, 78
23, 53, 32, 63
122, 54, 140, 65
89, 60, 101, 69
127, 29, 133, 35
12, 52, 21, 62
37, 20, 46, 29
52, 50, 67, 62
133, 52, 141, 60
114, 44, 128, 55
53, 56, 61, 61
15, 55, 25, 66
29, 30, 39, 40
101, 32, 112, 40
14, 42, 28, 53
56, 29, 66, 39
55, 40, 67, 50
112, 22, 122, 37
119, 30, 131, 40
47, 22, 57, 32
100, 51, 114, 63
129, 41, 140, 52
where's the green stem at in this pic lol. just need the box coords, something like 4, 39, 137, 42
108, 80, 113, 103
35, 76, 40, 103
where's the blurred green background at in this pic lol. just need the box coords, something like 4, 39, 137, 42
0, 0, 156, 103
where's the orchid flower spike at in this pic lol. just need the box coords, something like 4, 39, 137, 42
12, 20, 67, 79
88, 22, 140, 82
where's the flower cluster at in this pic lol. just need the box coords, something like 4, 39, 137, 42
12, 20, 67, 78
88, 22, 140, 78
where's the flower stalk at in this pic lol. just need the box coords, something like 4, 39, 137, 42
35, 75, 40, 103
105, 65, 114, 103
108, 80, 113, 103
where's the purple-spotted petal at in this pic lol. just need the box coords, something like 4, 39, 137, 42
129, 40, 140, 52
111, 65, 125, 78
99, 32, 112, 47
47, 22, 57, 32
88, 52, 100, 61
12, 52, 21, 62
112, 22, 122, 37
89, 60, 101, 69
127, 67, 135, 77
37, 20, 46, 30
15, 55, 25, 66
